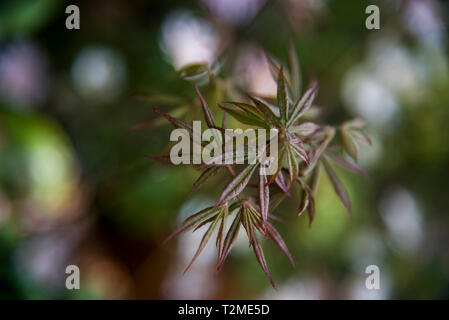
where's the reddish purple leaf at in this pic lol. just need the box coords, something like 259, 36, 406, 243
184, 215, 220, 273
287, 81, 318, 127
242, 205, 255, 245
227, 101, 266, 121
288, 136, 310, 165
290, 122, 320, 136
216, 164, 258, 207
153, 107, 192, 131
219, 104, 268, 128
269, 192, 287, 212
274, 171, 291, 196
286, 147, 299, 191
144, 154, 172, 164
252, 233, 276, 289
247, 94, 281, 127
184, 166, 222, 201
267, 147, 286, 186
297, 178, 316, 227
326, 154, 369, 177
216, 206, 228, 259
267, 223, 295, 267
163, 206, 218, 244
216, 210, 241, 273
194, 83, 216, 128
341, 127, 359, 163
297, 187, 310, 217
222, 111, 227, 128
351, 129, 372, 146
323, 159, 352, 218
262, 51, 281, 83
277, 65, 288, 123
288, 41, 301, 98
259, 172, 269, 231
193, 213, 220, 232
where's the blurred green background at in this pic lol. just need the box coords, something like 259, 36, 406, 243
0, 0, 448, 299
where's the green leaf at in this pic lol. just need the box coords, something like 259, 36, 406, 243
277, 66, 288, 123
286, 146, 299, 190
219, 104, 269, 128
228, 101, 267, 123
194, 83, 216, 128
287, 81, 318, 127
177, 63, 209, 80
267, 147, 286, 186
247, 94, 281, 127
